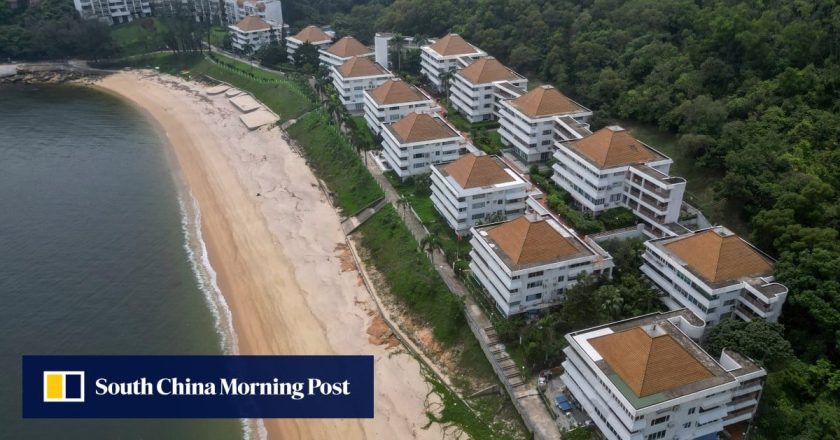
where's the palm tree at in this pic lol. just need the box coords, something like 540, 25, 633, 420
420, 234, 442, 262
392, 33, 404, 72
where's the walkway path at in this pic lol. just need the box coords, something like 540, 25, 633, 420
361, 153, 562, 440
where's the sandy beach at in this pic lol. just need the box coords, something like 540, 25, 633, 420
94, 72, 443, 440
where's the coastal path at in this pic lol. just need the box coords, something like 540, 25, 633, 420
361, 154, 562, 440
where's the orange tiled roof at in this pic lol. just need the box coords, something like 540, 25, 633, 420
509, 85, 587, 118
291, 25, 332, 43
387, 113, 458, 143
458, 57, 520, 84
234, 16, 272, 32
368, 79, 428, 105
336, 57, 389, 78
663, 229, 774, 284
441, 155, 516, 189
589, 327, 713, 397
427, 33, 481, 56
324, 36, 371, 58
568, 126, 660, 168
486, 217, 584, 266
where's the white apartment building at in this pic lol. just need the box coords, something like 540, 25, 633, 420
430, 154, 529, 232
641, 226, 788, 330
319, 36, 374, 70
229, 16, 280, 52
381, 113, 466, 179
331, 57, 394, 113
562, 310, 766, 440
73, 0, 151, 24
286, 25, 333, 60
498, 85, 592, 163
363, 79, 434, 135
449, 57, 527, 123
552, 125, 687, 230
469, 216, 612, 317
420, 33, 486, 92
223, 0, 283, 25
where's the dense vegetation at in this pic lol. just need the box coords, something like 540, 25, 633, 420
286, 111, 384, 214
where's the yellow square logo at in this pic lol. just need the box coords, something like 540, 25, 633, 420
43, 371, 85, 402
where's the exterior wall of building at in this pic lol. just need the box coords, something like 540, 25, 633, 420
450, 76, 527, 123
429, 167, 528, 232
230, 26, 278, 52
420, 48, 485, 92
640, 243, 787, 330
224, 0, 282, 25
331, 72, 394, 112
468, 227, 603, 317
381, 131, 464, 179
498, 105, 558, 163
286, 38, 331, 60
623, 165, 686, 225
74, 0, 151, 24
362, 94, 433, 135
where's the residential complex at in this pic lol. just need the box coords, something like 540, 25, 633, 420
286, 25, 333, 60
449, 57, 527, 123
381, 112, 466, 179
420, 33, 486, 92
229, 16, 280, 52
641, 226, 788, 330
430, 154, 529, 232
469, 216, 613, 317
363, 79, 434, 135
498, 85, 592, 163
73, 0, 151, 24
223, 0, 283, 26
319, 36, 374, 70
331, 57, 394, 112
563, 310, 766, 440
552, 125, 687, 231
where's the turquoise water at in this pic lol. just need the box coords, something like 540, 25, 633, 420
0, 84, 242, 439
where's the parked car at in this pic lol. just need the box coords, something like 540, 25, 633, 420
554, 393, 572, 415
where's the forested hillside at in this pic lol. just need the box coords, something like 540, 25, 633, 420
283, 1, 840, 437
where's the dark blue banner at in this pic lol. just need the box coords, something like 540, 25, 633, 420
22, 355, 374, 418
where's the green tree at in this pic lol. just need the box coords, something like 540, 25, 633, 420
704, 320, 795, 371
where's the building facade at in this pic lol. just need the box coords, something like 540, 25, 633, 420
286, 25, 333, 60
229, 16, 280, 52
381, 112, 466, 179
641, 226, 788, 330
73, 0, 151, 24
498, 85, 592, 163
562, 310, 766, 440
449, 57, 527, 123
552, 125, 687, 230
363, 79, 434, 135
331, 57, 394, 112
469, 216, 612, 317
430, 154, 529, 232
223, 0, 282, 26
420, 33, 486, 92
319, 36, 374, 70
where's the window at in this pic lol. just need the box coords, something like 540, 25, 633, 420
651, 415, 669, 426
646, 430, 666, 440
683, 422, 691, 429
687, 407, 696, 415
471, 213, 485, 220
528, 271, 544, 278
525, 293, 542, 302
526, 281, 543, 288
557, 276, 565, 282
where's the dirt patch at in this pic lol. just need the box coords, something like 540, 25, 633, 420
334, 242, 357, 273
367, 315, 400, 348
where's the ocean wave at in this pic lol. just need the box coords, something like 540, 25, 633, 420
178, 193, 268, 440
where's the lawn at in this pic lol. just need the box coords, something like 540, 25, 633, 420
110, 18, 168, 57
286, 112, 384, 215
208, 26, 229, 48
622, 122, 750, 234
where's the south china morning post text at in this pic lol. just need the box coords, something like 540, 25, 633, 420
94, 376, 351, 400
22, 355, 374, 418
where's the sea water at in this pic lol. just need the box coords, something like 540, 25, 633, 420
0, 84, 242, 439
